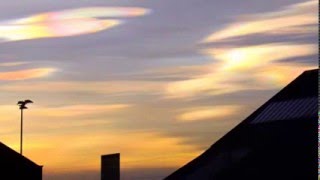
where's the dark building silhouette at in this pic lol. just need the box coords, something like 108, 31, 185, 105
101, 153, 120, 180
0, 142, 42, 179
166, 69, 318, 180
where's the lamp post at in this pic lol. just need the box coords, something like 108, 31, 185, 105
17, 99, 33, 155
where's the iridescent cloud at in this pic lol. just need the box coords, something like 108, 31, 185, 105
203, 43, 316, 71
0, 7, 150, 42
166, 0, 318, 98
0, 68, 56, 80
202, 0, 317, 43
166, 44, 316, 98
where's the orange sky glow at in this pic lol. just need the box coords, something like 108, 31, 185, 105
0, 0, 318, 179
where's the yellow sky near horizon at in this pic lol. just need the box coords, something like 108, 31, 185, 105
0, 1, 318, 178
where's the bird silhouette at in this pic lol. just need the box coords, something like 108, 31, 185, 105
17, 100, 33, 109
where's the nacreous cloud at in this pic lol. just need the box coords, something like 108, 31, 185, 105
202, 0, 317, 43
166, 0, 318, 98
0, 68, 56, 80
0, 7, 150, 42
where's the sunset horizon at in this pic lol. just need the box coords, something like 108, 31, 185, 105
0, 0, 318, 179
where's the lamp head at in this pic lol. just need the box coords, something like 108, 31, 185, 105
17, 99, 33, 109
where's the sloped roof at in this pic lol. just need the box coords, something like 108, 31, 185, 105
165, 69, 318, 179
0, 142, 42, 168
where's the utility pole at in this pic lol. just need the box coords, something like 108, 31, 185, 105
17, 99, 33, 155
20, 108, 23, 154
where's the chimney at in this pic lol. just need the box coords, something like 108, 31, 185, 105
101, 153, 120, 180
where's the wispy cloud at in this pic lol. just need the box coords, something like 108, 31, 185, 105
176, 105, 240, 122
31, 104, 131, 117
166, 45, 316, 98
202, 0, 317, 43
0, 61, 28, 67
203, 43, 316, 71
166, 0, 318, 98
1, 128, 200, 173
0, 80, 164, 95
0, 68, 56, 80
0, 103, 131, 132
0, 1, 317, 178
0, 7, 150, 42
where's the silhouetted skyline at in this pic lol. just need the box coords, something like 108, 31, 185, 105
166, 69, 318, 179
0, 142, 42, 179
0, 0, 318, 179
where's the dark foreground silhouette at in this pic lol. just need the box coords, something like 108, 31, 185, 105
0, 142, 42, 179
101, 153, 120, 180
166, 69, 318, 180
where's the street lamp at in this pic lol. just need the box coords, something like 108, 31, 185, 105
17, 99, 33, 155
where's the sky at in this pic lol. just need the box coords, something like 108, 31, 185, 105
0, 0, 318, 179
